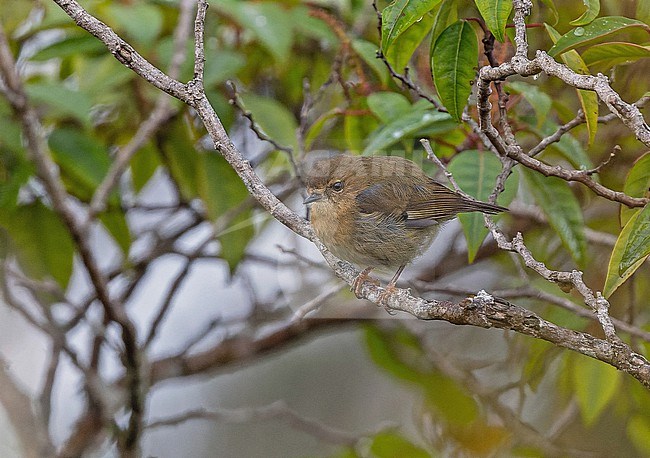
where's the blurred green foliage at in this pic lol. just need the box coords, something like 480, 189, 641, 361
2, 0, 650, 455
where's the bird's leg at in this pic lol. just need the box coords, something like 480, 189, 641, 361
377, 264, 406, 313
352, 266, 378, 298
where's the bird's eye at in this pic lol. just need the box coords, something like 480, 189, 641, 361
331, 181, 344, 192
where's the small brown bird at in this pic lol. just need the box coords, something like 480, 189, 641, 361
303, 153, 507, 298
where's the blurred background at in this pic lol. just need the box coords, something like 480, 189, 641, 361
1, 0, 650, 456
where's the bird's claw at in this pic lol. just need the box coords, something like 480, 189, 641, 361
352, 267, 378, 298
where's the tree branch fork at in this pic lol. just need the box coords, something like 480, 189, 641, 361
29, 0, 650, 390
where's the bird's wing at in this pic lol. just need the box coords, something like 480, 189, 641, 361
356, 179, 502, 229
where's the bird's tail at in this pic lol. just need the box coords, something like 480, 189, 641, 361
461, 199, 508, 215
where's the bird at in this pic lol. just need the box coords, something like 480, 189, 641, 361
302, 153, 507, 300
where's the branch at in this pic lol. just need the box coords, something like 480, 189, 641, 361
48, 0, 650, 391
146, 400, 363, 446
0, 20, 144, 456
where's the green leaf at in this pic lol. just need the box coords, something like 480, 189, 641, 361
582, 42, 650, 69
48, 128, 110, 200
99, 210, 131, 255
628, 415, 650, 456
431, 0, 458, 46
351, 39, 389, 86
162, 119, 199, 200
569, 0, 600, 26
197, 153, 254, 273
362, 108, 452, 155
343, 113, 365, 153
216, 1, 293, 63
105, 3, 163, 46
30, 34, 106, 61
365, 326, 478, 425
0, 156, 31, 210
367, 92, 412, 123
448, 150, 517, 262
0, 202, 74, 288
603, 210, 647, 297
203, 51, 246, 87
26, 83, 93, 126
130, 141, 161, 194
548, 17, 650, 57
619, 204, 650, 277
385, 11, 436, 71
523, 170, 587, 267
507, 81, 552, 128
431, 20, 478, 122
540, 0, 559, 26
621, 151, 650, 225
370, 432, 430, 458
638, 0, 650, 24
239, 93, 298, 151
474, 0, 513, 42
546, 24, 598, 146
381, 0, 442, 52
304, 109, 341, 151
573, 356, 621, 426
547, 129, 596, 178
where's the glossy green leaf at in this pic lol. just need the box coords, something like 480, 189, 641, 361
351, 39, 389, 86
546, 25, 598, 146
367, 92, 412, 123
216, 1, 293, 63
548, 17, 650, 57
105, 3, 163, 46
573, 356, 621, 426
507, 81, 552, 128
385, 11, 436, 71
603, 210, 647, 297
474, 0, 513, 42
30, 35, 106, 61
0, 203, 74, 288
621, 151, 650, 225
370, 432, 430, 458
540, 0, 559, 25
569, 0, 600, 26
449, 150, 517, 262
48, 128, 110, 200
582, 42, 650, 69
523, 170, 587, 267
431, 0, 458, 46
239, 93, 298, 151
26, 83, 93, 126
381, 0, 442, 52
431, 20, 478, 122
619, 204, 650, 277
362, 108, 452, 155
197, 153, 254, 273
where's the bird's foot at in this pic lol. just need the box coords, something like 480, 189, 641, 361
352, 267, 378, 298
377, 282, 398, 315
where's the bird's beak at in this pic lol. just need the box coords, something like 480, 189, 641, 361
303, 192, 323, 205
